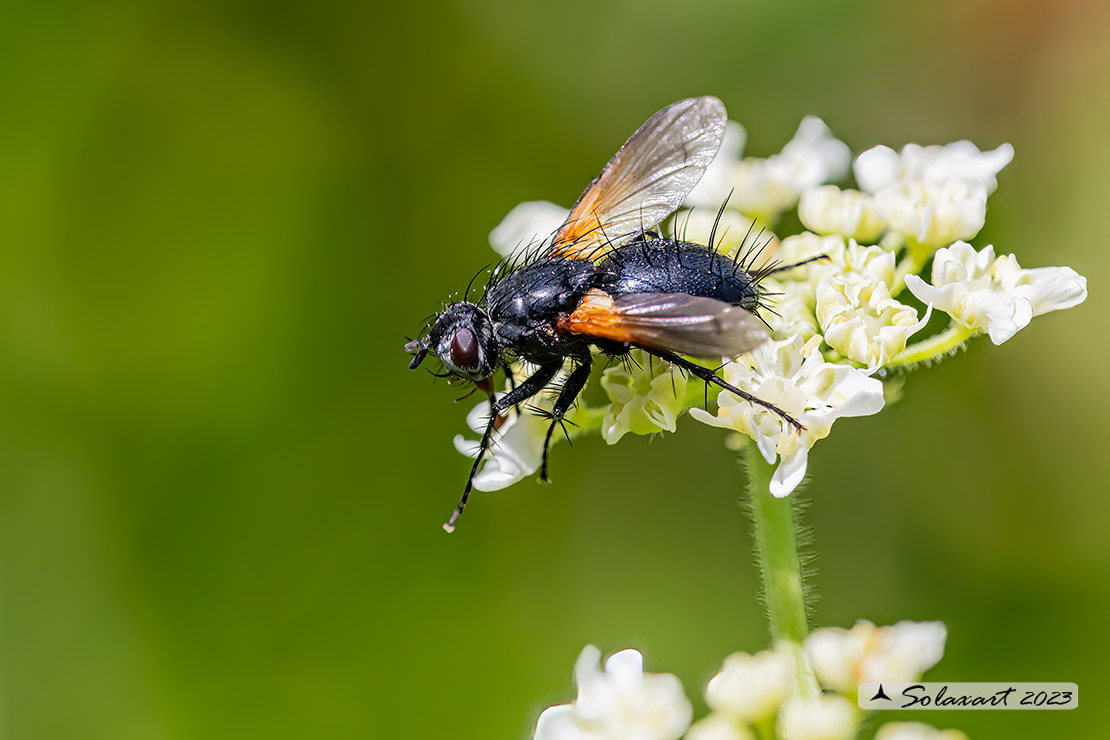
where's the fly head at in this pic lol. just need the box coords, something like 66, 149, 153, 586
405, 301, 498, 383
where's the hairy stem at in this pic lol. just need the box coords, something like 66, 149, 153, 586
743, 443, 820, 696
889, 322, 977, 368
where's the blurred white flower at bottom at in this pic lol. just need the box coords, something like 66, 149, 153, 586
691, 335, 885, 497
874, 723, 968, 740
905, 241, 1087, 344
684, 713, 755, 740
533, 646, 692, 740
454, 397, 547, 491
803, 620, 947, 696
705, 649, 794, 722
777, 695, 857, 740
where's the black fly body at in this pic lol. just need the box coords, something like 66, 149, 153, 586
405, 97, 823, 531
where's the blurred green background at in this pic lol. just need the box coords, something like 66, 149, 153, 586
1, 0, 1107, 738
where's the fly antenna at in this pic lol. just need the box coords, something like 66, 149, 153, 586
405, 336, 429, 369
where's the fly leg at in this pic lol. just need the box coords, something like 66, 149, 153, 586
762, 253, 830, 277
539, 357, 592, 482
640, 347, 805, 432
444, 360, 561, 532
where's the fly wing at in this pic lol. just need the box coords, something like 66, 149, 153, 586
546, 97, 727, 261
558, 290, 768, 359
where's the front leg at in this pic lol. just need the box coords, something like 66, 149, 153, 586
539, 357, 592, 482
444, 360, 561, 532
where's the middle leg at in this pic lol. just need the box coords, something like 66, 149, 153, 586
538, 357, 592, 482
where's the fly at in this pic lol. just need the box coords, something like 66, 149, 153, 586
405, 97, 820, 532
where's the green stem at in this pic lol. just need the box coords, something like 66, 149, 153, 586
890, 241, 932, 298
888, 323, 977, 368
742, 443, 820, 697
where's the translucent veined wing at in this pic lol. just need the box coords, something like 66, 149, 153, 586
557, 290, 768, 359
546, 97, 727, 261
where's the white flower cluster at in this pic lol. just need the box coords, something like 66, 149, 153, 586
690, 335, 884, 496
905, 241, 1086, 345
804, 141, 1014, 248
534, 621, 959, 740
460, 114, 1086, 498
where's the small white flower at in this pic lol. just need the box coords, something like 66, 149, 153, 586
873, 180, 988, 248
775, 234, 895, 289
685, 120, 748, 208
777, 695, 857, 740
905, 241, 1088, 344
684, 713, 755, 740
817, 276, 928, 370
763, 279, 819, 342
771, 117, 852, 191
489, 200, 569, 257
729, 117, 851, 220
704, 649, 795, 723
691, 336, 885, 497
600, 350, 698, 444
804, 620, 947, 696
874, 722, 968, 740
729, 159, 807, 221
533, 646, 692, 740
836, 240, 898, 287
454, 397, 547, 491
855, 141, 1014, 194
798, 185, 886, 243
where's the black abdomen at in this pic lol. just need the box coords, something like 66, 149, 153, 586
597, 238, 763, 312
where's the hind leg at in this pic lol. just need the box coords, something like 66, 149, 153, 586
640, 347, 804, 432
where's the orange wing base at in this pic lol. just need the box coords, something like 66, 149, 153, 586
556, 289, 635, 343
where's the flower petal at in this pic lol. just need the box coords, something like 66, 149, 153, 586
770, 445, 808, 498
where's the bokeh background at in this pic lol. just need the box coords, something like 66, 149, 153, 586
1, 0, 1107, 738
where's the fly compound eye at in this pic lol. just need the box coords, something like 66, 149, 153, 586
450, 327, 480, 372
